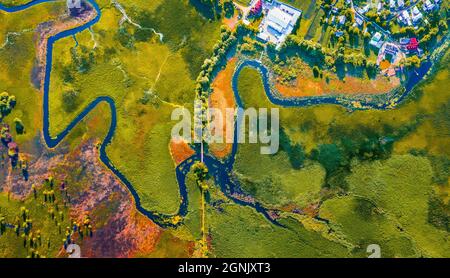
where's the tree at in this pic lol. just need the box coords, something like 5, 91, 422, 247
312, 66, 321, 78
116, 26, 134, 48
0, 215, 6, 235
289, 144, 305, 169
0, 91, 16, 119
192, 162, 209, 184
313, 144, 345, 176
405, 55, 421, 69
366, 60, 377, 79
223, 0, 234, 18
61, 66, 74, 83
62, 90, 80, 113
134, 28, 153, 42
14, 118, 24, 134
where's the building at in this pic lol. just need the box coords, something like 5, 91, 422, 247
399, 37, 420, 53
397, 0, 405, 8
335, 30, 344, 37
411, 6, 423, 23
370, 32, 384, 48
400, 37, 410, 51
267, 8, 291, 31
389, 0, 396, 9
355, 14, 364, 26
250, 0, 263, 16
257, 1, 302, 48
338, 15, 346, 25
404, 10, 412, 26
417, 48, 424, 57
385, 43, 399, 56
423, 0, 435, 11
359, 4, 370, 14
398, 10, 412, 26
376, 42, 403, 74
407, 37, 419, 51
377, 2, 383, 12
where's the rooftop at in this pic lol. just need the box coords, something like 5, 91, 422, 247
267, 7, 291, 29
257, 0, 302, 48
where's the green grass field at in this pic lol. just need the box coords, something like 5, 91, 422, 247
207, 193, 350, 257
0, 186, 73, 258
235, 141, 324, 208
320, 195, 418, 257
48, 0, 222, 214
0, 1, 66, 151
230, 50, 450, 257
345, 155, 450, 257
234, 0, 252, 6
0, 0, 448, 258
0, 0, 30, 6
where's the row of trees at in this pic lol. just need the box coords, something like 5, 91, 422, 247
0, 176, 93, 258
195, 26, 237, 132
281, 35, 378, 76
0, 91, 16, 120
0, 214, 6, 235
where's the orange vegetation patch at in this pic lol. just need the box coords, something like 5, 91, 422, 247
223, 14, 239, 30
169, 139, 195, 166
209, 58, 238, 159
37, 143, 165, 258
276, 73, 400, 97
303, 203, 320, 218
122, 207, 162, 257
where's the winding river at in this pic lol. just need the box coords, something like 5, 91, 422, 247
0, 0, 435, 229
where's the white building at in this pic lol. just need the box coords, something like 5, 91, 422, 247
267, 8, 291, 31
424, 0, 435, 11
355, 14, 364, 27
257, 1, 302, 48
389, 0, 396, 9
411, 6, 423, 23
377, 2, 383, 12
399, 10, 412, 25
370, 32, 384, 48
361, 4, 370, 13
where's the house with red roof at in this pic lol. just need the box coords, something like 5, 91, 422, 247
407, 38, 419, 51
250, 0, 263, 16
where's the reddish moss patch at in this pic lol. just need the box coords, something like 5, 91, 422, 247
209, 58, 237, 160
169, 139, 195, 166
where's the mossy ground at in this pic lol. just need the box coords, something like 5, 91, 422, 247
0, 1, 66, 151
230, 50, 450, 257
0, 0, 448, 258
48, 0, 222, 214
0, 186, 73, 258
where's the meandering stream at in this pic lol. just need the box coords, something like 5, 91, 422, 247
0, 0, 435, 229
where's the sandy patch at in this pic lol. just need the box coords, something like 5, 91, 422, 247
169, 139, 195, 166
223, 14, 239, 30
208, 58, 238, 159
277, 74, 400, 97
